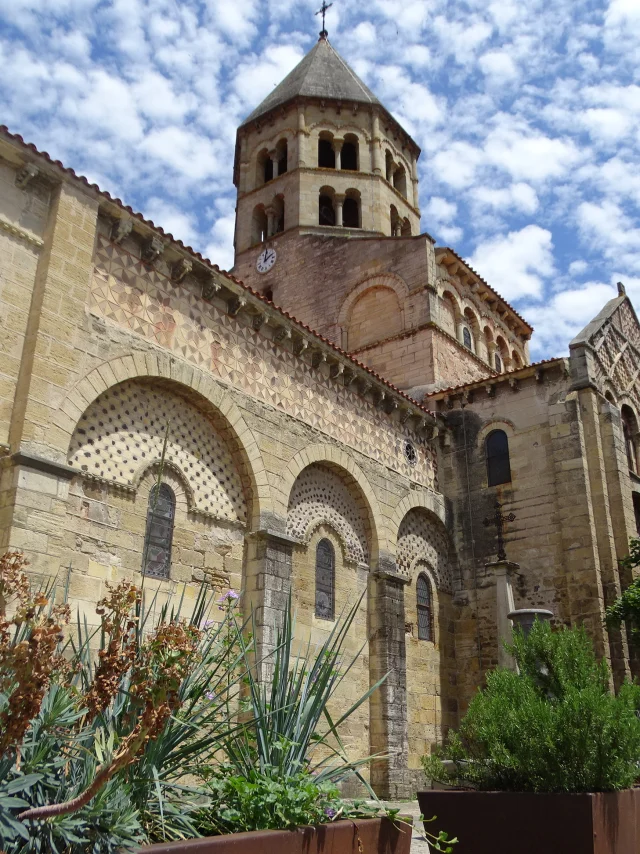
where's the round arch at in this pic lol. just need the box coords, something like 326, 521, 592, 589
337, 273, 409, 349
55, 357, 272, 528
278, 443, 385, 564
389, 491, 448, 547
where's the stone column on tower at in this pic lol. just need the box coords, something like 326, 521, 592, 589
332, 137, 344, 170
371, 114, 382, 175
297, 106, 307, 167
269, 150, 279, 179
334, 193, 345, 227
266, 206, 277, 238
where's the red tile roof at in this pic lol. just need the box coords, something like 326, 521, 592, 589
425, 357, 565, 399
0, 125, 438, 421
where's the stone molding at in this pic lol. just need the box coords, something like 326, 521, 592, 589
0, 215, 44, 248
8, 451, 76, 479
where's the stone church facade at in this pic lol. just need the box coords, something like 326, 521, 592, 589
0, 34, 638, 798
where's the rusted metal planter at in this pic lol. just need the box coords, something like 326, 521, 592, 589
418, 789, 640, 854
140, 817, 412, 854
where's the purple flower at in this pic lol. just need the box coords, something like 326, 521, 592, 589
218, 589, 240, 609
201, 619, 216, 630
205, 690, 217, 701
325, 808, 337, 819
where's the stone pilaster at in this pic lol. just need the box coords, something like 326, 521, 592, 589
244, 529, 295, 679
369, 568, 411, 799
489, 560, 518, 670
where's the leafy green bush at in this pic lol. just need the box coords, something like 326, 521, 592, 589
606, 537, 640, 643
195, 766, 376, 835
423, 620, 640, 793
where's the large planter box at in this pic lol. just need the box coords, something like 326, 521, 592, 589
418, 789, 640, 854
140, 817, 412, 854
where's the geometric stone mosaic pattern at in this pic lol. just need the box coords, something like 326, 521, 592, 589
588, 299, 640, 415
396, 507, 452, 591
90, 231, 437, 490
68, 380, 246, 523
286, 463, 369, 565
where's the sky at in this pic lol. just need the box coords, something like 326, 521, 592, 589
1, 0, 639, 359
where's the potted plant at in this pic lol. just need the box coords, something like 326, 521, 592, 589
419, 618, 640, 854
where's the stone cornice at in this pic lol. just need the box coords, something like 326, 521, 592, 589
0, 215, 43, 248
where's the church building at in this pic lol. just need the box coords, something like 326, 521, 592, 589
0, 30, 638, 798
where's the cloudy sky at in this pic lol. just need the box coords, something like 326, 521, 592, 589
1, 0, 639, 359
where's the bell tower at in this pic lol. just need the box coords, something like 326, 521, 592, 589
232, 32, 422, 275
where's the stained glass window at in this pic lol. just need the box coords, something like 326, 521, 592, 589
417, 574, 433, 641
486, 429, 511, 487
315, 538, 335, 620
463, 327, 472, 349
142, 483, 175, 579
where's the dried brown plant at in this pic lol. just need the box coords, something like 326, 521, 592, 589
18, 619, 202, 822
81, 581, 141, 721
0, 551, 70, 758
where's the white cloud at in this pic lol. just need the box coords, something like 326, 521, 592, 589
143, 198, 199, 246
471, 182, 538, 215
479, 50, 519, 85
468, 225, 555, 300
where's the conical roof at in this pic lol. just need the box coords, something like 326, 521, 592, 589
241, 37, 381, 126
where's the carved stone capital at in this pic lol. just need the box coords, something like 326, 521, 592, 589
273, 326, 291, 344
15, 163, 38, 189
142, 235, 164, 264
292, 336, 309, 356
311, 350, 327, 369
202, 276, 220, 301
227, 296, 247, 317
171, 257, 192, 283
252, 313, 265, 332
110, 217, 133, 245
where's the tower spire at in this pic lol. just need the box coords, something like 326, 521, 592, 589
315, 1, 332, 39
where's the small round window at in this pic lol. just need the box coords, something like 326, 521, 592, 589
403, 440, 418, 466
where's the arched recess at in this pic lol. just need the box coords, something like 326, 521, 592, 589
56, 358, 272, 528
278, 444, 384, 565
347, 287, 401, 350
337, 273, 409, 350
395, 505, 455, 768
440, 290, 461, 338
621, 404, 640, 474
68, 379, 248, 524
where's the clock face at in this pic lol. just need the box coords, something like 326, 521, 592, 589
256, 247, 277, 274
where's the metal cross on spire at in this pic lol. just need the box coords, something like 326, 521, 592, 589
315, 1, 333, 38
483, 500, 516, 561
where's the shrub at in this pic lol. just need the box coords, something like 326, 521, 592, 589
195, 766, 376, 835
605, 537, 640, 643
423, 620, 640, 793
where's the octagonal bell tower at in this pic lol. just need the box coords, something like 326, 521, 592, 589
232, 32, 422, 275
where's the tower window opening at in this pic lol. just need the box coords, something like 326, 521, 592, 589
486, 429, 512, 487
416, 573, 433, 641
318, 138, 335, 168
401, 218, 412, 236
251, 205, 268, 245
264, 158, 273, 183
343, 196, 360, 228
385, 150, 394, 182
263, 287, 273, 302
315, 538, 335, 620
393, 165, 407, 198
341, 138, 358, 171
390, 204, 400, 236
142, 483, 175, 579
319, 193, 336, 226
495, 353, 502, 372
463, 327, 472, 350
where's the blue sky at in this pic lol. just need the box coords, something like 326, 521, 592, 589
1, 0, 639, 359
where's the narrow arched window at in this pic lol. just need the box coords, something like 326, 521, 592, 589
495, 353, 502, 373
315, 538, 335, 620
142, 483, 175, 579
343, 197, 360, 228
463, 327, 472, 350
486, 429, 511, 487
319, 195, 335, 226
318, 139, 335, 168
417, 574, 433, 641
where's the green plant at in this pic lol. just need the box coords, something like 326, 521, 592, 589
423, 620, 640, 793
195, 766, 377, 835
606, 537, 640, 643
221, 589, 385, 789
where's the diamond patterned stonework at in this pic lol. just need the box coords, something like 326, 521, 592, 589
89, 233, 437, 491
396, 507, 452, 591
68, 380, 246, 523
287, 463, 370, 565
